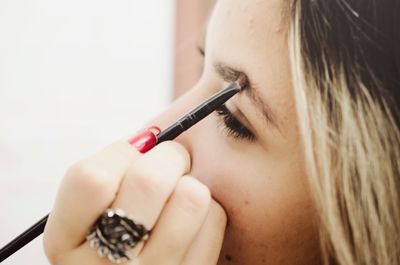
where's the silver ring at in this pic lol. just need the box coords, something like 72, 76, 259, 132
86, 209, 150, 264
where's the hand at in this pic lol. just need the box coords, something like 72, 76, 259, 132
43, 136, 227, 265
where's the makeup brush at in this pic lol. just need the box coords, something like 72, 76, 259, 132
0, 75, 245, 262
157, 75, 246, 142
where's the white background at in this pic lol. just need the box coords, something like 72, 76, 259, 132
0, 1, 174, 264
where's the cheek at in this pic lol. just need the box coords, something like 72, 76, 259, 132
188, 118, 320, 264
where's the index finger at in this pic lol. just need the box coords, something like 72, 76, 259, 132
44, 136, 141, 257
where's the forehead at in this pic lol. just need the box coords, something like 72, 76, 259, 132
206, 0, 285, 58
205, 0, 289, 84
205, 0, 293, 132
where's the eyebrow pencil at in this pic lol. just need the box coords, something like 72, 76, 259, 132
0, 78, 243, 263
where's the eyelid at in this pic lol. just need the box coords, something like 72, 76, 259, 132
196, 49, 259, 132
227, 103, 256, 133
216, 104, 256, 141
223, 105, 259, 142
216, 63, 278, 129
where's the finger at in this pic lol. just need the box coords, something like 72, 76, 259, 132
60, 242, 113, 265
44, 138, 140, 259
108, 141, 191, 259
112, 141, 191, 230
139, 176, 211, 265
181, 200, 227, 265
72, 141, 191, 263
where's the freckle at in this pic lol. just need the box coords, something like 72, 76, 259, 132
225, 255, 233, 261
248, 17, 255, 25
262, 258, 266, 263
245, 200, 249, 205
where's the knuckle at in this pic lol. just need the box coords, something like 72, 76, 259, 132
42, 235, 63, 265
42, 237, 56, 263
126, 165, 168, 196
64, 160, 112, 196
124, 142, 191, 196
155, 141, 191, 171
175, 176, 211, 214
106, 140, 140, 161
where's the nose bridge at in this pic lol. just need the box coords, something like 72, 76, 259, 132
145, 86, 206, 153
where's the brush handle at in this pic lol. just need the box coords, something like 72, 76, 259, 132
0, 82, 242, 263
0, 214, 48, 263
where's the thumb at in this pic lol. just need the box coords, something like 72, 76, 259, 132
181, 199, 227, 265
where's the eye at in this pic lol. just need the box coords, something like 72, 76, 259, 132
197, 45, 255, 141
216, 104, 256, 142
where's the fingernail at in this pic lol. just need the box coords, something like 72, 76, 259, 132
129, 126, 161, 153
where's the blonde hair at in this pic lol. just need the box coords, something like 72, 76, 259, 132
288, 1, 400, 264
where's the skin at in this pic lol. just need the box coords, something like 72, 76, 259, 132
43, 0, 321, 264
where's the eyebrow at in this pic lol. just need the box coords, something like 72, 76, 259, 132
213, 62, 279, 129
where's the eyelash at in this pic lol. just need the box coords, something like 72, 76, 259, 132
216, 104, 256, 142
197, 46, 256, 142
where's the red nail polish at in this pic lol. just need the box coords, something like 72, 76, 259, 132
129, 126, 161, 153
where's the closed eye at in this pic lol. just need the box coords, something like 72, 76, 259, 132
216, 104, 256, 142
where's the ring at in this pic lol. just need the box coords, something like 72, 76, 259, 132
86, 209, 150, 264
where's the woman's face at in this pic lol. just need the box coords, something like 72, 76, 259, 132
152, 0, 320, 264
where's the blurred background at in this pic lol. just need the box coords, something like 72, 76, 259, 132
0, 0, 213, 264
